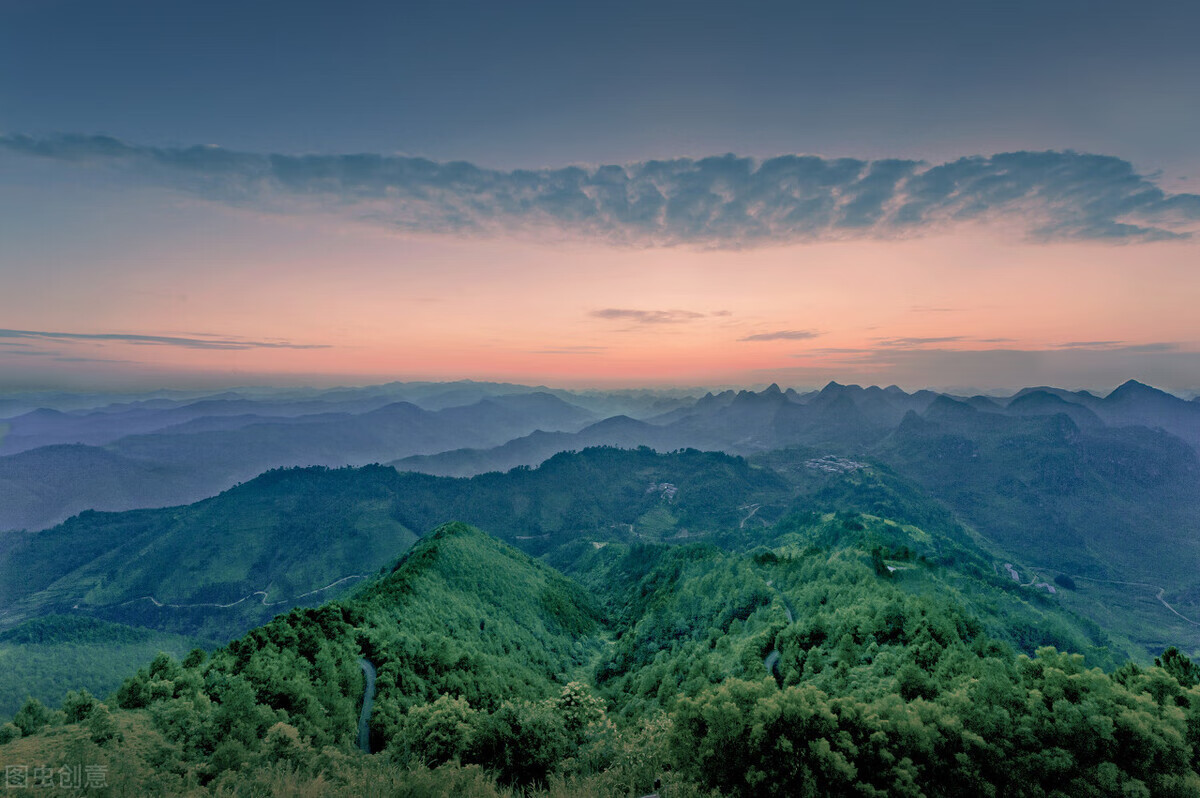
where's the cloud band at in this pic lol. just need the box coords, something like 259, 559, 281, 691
3, 134, 1198, 245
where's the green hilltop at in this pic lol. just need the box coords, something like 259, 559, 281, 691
6, 515, 1200, 796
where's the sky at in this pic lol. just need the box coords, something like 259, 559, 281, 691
2, 0, 1199, 393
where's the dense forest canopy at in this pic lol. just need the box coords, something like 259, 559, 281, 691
5, 517, 1200, 796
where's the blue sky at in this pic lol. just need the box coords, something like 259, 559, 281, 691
1, 0, 1198, 392
6, 0, 1198, 170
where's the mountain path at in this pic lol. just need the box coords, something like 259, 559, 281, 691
1022, 564, 1200, 628
358, 658, 377, 754
739, 504, 761, 529
762, 579, 796, 681
77, 573, 371, 612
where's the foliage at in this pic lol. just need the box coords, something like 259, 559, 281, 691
4, 510, 1200, 795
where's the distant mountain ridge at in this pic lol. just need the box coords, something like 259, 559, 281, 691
0, 391, 599, 531
4, 377, 1197, 534
395, 378, 1200, 476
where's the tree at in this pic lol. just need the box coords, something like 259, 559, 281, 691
61, 689, 98, 723
0, 723, 20, 744
86, 703, 120, 745
394, 694, 477, 766
1156, 647, 1200, 688
12, 698, 51, 737
470, 700, 570, 786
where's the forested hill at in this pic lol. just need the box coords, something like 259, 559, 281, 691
5, 442, 1198, 721
0, 448, 790, 639
5, 520, 1200, 796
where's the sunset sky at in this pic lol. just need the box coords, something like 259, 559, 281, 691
2, 0, 1198, 393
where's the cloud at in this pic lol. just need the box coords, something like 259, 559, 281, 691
1056, 340, 1125, 349
793, 348, 874, 356
590, 309, 707, 324
4, 134, 1199, 245
1055, 340, 1179, 353
531, 345, 607, 355
876, 336, 967, 347
52, 356, 135, 364
739, 329, 822, 342
0, 346, 133, 364
0, 329, 328, 351
1119, 343, 1180, 353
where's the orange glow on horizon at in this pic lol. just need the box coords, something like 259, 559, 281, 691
3, 221, 1198, 391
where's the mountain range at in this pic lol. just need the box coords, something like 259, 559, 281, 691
2, 380, 1199, 713
4, 378, 1200, 793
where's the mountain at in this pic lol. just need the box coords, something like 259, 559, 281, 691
0, 465, 422, 639
876, 397, 1200, 653
0, 448, 791, 640
880, 397, 1200, 577
10, 435, 1200, 729
1005, 389, 1105, 429
6, 518, 1200, 796
0, 444, 199, 533
6, 380, 1200, 664
0, 397, 397, 455
9, 378, 1197, 536
0, 616, 196, 718
393, 414, 675, 476
106, 394, 595, 476
395, 381, 954, 480
1009, 380, 1200, 451
0, 392, 597, 532
1097, 379, 1200, 449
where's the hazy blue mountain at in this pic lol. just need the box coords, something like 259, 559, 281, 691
394, 414, 676, 477
0, 392, 597, 532
877, 398, 1200, 649
0, 444, 199, 532
1096, 379, 1200, 449
5, 380, 1200, 664
1006, 389, 1105, 428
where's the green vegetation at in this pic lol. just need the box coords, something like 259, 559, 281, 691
0, 617, 197, 717
0, 448, 792, 719
5, 516, 1200, 796
0, 447, 788, 639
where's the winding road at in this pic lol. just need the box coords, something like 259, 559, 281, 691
76, 573, 372, 612
358, 658, 377, 754
1018, 562, 1200, 628
763, 582, 796, 682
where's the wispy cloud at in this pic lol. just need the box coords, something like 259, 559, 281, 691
1056, 340, 1125, 349
4, 134, 1199, 245
51, 356, 135, 364
1055, 340, 1179, 353
531, 345, 608, 355
739, 329, 822, 342
0, 346, 133, 364
0, 329, 328, 351
793, 348, 874, 356
876, 336, 967, 347
590, 309, 708, 324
